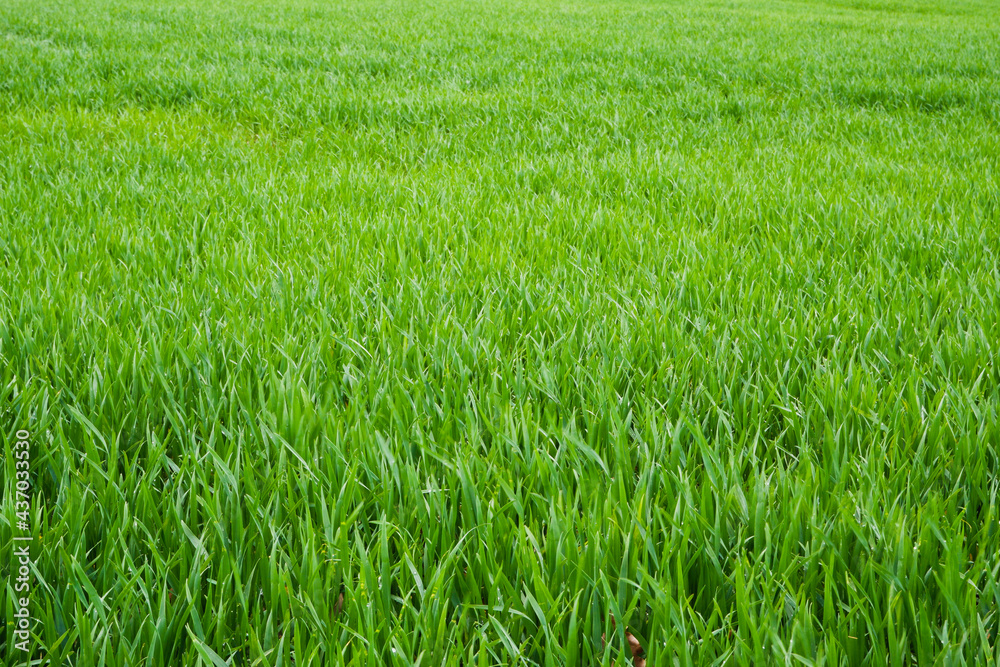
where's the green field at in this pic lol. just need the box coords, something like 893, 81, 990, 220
2, 0, 999, 664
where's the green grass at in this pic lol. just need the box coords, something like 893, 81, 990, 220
1, 0, 999, 664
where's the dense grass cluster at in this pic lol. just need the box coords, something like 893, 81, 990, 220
2, 0, 999, 664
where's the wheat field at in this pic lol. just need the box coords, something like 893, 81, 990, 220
1, 0, 999, 664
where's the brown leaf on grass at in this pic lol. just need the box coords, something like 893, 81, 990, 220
334, 592, 344, 616
624, 630, 646, 667
602, 618, 648, 667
